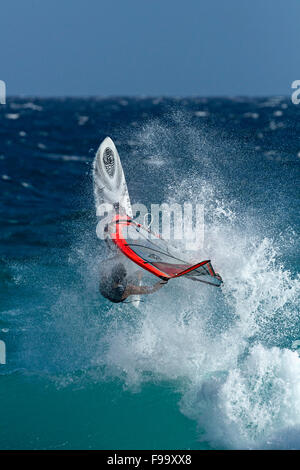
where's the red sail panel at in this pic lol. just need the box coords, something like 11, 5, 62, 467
108, 215, 222, 286
109, 215, 169, 279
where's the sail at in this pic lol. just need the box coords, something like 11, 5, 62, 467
108, 215, 223, 287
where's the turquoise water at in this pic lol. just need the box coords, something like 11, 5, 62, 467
0, 376, 202, 450
0, 97, 299, 449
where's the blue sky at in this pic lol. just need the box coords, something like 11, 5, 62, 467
0, 0, 298, 96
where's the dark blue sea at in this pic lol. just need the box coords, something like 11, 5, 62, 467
0, 96, 299, 449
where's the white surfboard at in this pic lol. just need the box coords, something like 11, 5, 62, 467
93, 136, 132, 217
93, 137, 141, 307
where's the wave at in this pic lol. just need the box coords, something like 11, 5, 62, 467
1, 107, 299, 449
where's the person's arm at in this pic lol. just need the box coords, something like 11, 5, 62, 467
124, 280, 168, 297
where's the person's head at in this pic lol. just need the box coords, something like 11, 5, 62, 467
99, 263, 127, 303
111, 263, 127, 285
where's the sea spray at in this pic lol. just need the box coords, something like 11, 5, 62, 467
100, 113, 300, 449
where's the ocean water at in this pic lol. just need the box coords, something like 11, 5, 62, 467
0, 96, 299, 450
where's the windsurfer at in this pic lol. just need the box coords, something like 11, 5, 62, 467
99, 262, 168, 303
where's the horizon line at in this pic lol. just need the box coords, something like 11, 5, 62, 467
3, 93, 290, 100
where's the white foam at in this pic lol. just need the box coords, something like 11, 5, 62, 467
145, 157, 165, 167
183, 345, 300, 449
194, 111, 209, 117
243, 112, 259, 119
44, 153, 89, 162
21, 182, 32, 189
78, 115, 89, 126
103, 219, 300, 448
98, 115, 300, 449
5, 113, 19, 120
10, 102, 42, 111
